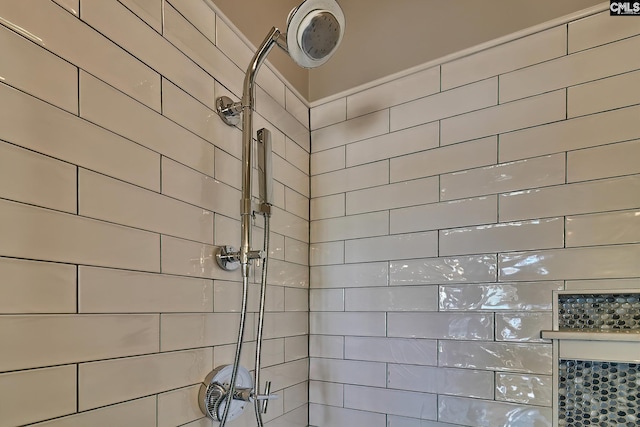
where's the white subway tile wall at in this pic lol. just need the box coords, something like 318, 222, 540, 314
309, 9, 640, 427
0, 1, 309, 426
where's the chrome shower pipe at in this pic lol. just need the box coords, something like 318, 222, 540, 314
217, 28, 282, 427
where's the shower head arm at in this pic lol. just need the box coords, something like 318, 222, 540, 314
241, 27, 282, 108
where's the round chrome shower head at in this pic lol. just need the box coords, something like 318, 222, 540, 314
286, 0, 345, 68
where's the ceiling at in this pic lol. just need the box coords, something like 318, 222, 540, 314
212, 0, 606, 102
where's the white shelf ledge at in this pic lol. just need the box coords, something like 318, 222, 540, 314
541, 329, 640, 342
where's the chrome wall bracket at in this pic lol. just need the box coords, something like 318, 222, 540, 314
216, 96, 242, 127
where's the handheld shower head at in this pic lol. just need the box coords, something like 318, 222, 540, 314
285, 0, 345, 68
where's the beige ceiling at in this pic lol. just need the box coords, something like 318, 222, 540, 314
212, 0, 606, 102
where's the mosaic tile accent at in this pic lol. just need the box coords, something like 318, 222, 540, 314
559, 360, 639, 426
558, 294, 640, 330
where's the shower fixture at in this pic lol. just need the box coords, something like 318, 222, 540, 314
199, 1, 345, 426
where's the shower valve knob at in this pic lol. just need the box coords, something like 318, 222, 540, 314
215, 245, 241, 271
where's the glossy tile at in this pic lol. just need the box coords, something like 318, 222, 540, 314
0, 366, 76, 427
214, 15, 250, 74
0, 141, 76, 213
439, 218, 565, 256
285, 187, 309, 221
310, 262, 388, 289
310, 358, 386, 387
309, 335, 344, 359
284, 287, 308, 312
391, 78, 498, 132
311, 110, 389, 153
285, 335, 309, 361
286, 88, 308, 127
390, 136, 497, 183
440, 154, 566, 201
161, 79, 242, 159
345, 286, 438, 312
438, 396, 552, 427
495, 373, 553, 406
309, 404, 386, 427
344, 337, 437, 366
346, 121, 439, 168
80, 169, 213, 244
0, 257, 75, 314
568, 138, 640, 183
52, 0, 79, 15
78, 348, 212, 410
273, 153, 309, 198
309, 380, 343, 406
0, 24, 77, 113
162, 158, 241, 219
499, 244, 640, 281
390, 196, 497, 235
496, 312, 553, 343
0, 314, 158, 371
160, 235, 238, 280
31, 396, 156, 427
261, 358, 309, 391
442, 26, 566, 90
568, 69, 640, 118
312, 160, 388, 198
311, 146, 345, 175
157, 385, 202, 427
500, 35, 640, 102
569, 10, 640, 53
310, 289, 345, 312
263, 312, 308, 339
500, 175, 640, 221
345, 231, 437, 264
284, 381, 309, 412
81, 0, 218, 109
348, 66, 440, 119
310, 98, 346, 130
213, 214, 240, 247
269, 207, 309, 243
311, 211, 389, 243
440, 281, 563, 311
566, 209, 640, 247
214, 148, 241, 189
0, 199, 160, 271
390, 254, 497, 285
0, 0, 160, 109
286, 137, 310, 175
500, 104, 640, 162
344, 384, 437, 420
387, 364, 493, 399
80, 72, 215, 178
121, 0, 162, 32
284, 238, 308, 267
439, 341, 552, 374
387, 415, 461, 427
160, 313, 248, 351
79, 266, 213, 313
310, 312, 386, 336
346, 177, 439, 215
0, 82, 159, 191
388, 312, 493, 340
310, 194, 345, 220
255, 86, 309, 150
441, 90, 566, 146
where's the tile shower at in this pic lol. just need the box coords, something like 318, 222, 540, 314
0, 2, 638, 427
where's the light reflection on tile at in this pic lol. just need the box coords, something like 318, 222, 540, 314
439, 395, 552, 427
390, 254, 497, 286
439, 281, 563, 311
496, 312, 553, 342
495, 373, 553, 406
439, 341, 552, 374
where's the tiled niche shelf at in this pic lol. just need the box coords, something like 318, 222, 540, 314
542, 290, 640, 427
